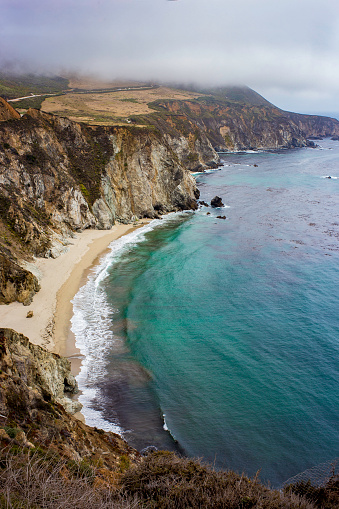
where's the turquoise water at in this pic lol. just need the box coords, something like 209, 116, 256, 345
72, 139, 339, 487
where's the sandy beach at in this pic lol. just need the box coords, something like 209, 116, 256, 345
0, 223, 144, 355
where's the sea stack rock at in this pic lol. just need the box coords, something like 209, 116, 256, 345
211, 196, 224, 208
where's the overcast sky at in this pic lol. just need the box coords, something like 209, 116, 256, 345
1, 0, 339, 114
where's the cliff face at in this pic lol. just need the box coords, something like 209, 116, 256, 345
0, 97, 21, 121
286, 111, 339, 138
2, 89, 339, 305
0, 327, 81, 414
0, 254, 40, 305
0, 104, 199, 303
0, 328, 138, 469
137, 87, 339, 153
0, 327, 320, 508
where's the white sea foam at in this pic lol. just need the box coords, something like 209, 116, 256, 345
71, 214, 190, 433
204, 167, 223, 173
163, 414, 169, 432
219, 149, 264, 154
162, 414, 177, 441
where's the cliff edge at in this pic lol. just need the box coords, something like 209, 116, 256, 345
0, 102, 199, 304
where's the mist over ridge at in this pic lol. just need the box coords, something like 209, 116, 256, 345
2, 0, 339, 114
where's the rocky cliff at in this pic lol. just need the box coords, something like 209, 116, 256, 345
0, 97, 21, 121
2, 87, 339, 305
0, 102, 199, 303
0, 327, 81, 414
0, 327, 138, 469
0, 254, 40, 305
134, 86, 339, 154
285, 111, 339, 138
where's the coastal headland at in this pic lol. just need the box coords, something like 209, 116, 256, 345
0, 78, 338, 507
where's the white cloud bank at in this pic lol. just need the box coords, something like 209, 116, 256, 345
1, 0, 339, 114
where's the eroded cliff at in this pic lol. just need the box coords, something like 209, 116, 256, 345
0, 254, 40, 305
0, 327, 81, 414
2, 87, 339, 305
134, 86, 339, 153
0, 327, 322, 509
0, 328, 138, 470
0, 103, 199, 303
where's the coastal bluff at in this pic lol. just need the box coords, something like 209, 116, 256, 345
0, 327, 81, 415
0, 102, 199, 304
0, 327, 139, 470
1, 86, 339, 309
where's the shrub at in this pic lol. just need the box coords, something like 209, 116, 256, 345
122, 451, 315, 509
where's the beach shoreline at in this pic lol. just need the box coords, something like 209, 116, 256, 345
0, 223, 147, 357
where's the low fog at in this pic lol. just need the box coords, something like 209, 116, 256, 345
2, 0, 339, 114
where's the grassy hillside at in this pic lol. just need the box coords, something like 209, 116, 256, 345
0, 73, 68, 100
41, 85, 206, 125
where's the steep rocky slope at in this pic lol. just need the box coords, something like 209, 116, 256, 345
0, 254, 40, 305
0, 97, 21, 121
0, 101, 199, 304
1, 86, 339, 306
0, 327, 81, 414
0, 327, 138, 472
133, 86, 339, 153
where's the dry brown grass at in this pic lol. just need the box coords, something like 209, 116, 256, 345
0, 447, 324, 509
0, 448, 137, 509
41, 87, 205, 125
123, 451, 317, 509
0, 447, 319, 509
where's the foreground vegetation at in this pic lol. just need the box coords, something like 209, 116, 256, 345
1, 446, 338, 508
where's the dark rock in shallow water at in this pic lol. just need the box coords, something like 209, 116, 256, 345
216, 215, 226, 220
194, 188, 201, 199
331, 136, 339, 141
307, 140, 317, 148
199, 201, 209, 207
211, 196, 224, 208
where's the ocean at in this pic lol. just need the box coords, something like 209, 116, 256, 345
71, 138, 339, 487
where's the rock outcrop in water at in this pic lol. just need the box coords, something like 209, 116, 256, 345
211, 196, 224, 208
